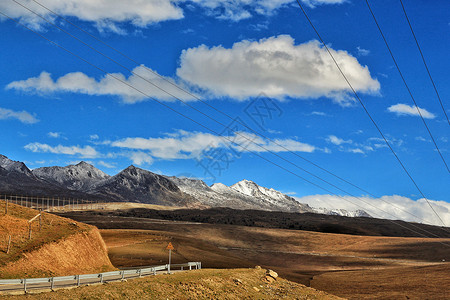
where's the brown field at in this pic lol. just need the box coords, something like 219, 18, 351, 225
75, 213, 450, 300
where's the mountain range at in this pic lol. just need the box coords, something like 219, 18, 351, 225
0, 154, 370, 217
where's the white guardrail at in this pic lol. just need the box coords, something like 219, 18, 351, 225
0, 262, 201, 293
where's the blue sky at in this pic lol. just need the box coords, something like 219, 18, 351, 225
1, 0, 449, 224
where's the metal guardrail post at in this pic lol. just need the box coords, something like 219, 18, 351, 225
100, 273, 104, 284
50, 277, 54, 290
153, 268, 156, 275
138, 269, 142, 278
23, 278, 26, 293
77, 275, 80, 286
121, 271, 125, 281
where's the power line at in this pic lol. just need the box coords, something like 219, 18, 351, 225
1, 9, 448, 242
399, 0, 450, 127
8, 0, 448, 232
294, 0, 447, 227
365, 0, 450, 174
19, 0, 442, 227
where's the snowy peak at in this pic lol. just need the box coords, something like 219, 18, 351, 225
210, 182, 235, 194
168, 176, 212, 192
314, 207, 372, 218
32, 161, 110, 191
231, 179, 289, 202
210, 180, 313, 213
0, 154, 33, 176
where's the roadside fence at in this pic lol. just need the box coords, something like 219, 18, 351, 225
0, 262, 201, 293
1, 194, 103, 213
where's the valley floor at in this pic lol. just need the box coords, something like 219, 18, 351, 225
62, 211, 450, 299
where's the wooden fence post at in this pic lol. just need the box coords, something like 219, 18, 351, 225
6, 235, 11, 254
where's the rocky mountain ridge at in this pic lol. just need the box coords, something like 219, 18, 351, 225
0, 154, 370, 217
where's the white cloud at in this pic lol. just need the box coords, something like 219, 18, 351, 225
388, 103, 436, 119
415, 136, 428, 142
296, 194, 450, 227
111, 130, 316, 160
47, 132, 61, 138
0, 0, 183, 32
356, 46, 370, 56
6, 65, 196, 104
310, 111, 328, 116
188, 0, 346, 21
97, 160, 116, 169
348, 148, 364, 154
128, 151, 154, 166
24, 143, 99, 158
327, 135, 352, 145
0, 107, 38, 124
90, 134, 100, 140
177, 36, 380, 105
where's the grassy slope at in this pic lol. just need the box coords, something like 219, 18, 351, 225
0, 201, 114, 278
6, 268, 344, 299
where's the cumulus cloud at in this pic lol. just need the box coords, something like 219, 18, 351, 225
6, 65, 195, 104
1, 0, 346, 31
0, 0, 183, 32
128, 151, 154, 166
388, 103, 436, 119
111, 130, 316, 160
24, 143, 99, 158
296, 194, 450, 227
0, 107, 38, 124
177, 36, 380, 105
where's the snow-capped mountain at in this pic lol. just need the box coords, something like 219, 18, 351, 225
0, 154, 33, 176
230, 179, 312, 212
33, 161, 110, 191
314, 207, 371, 218
89, 166, 197, 207
0, 154, 371, 217
170, 177, 314, 213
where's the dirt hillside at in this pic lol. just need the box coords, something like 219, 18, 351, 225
0, 201, 114, 278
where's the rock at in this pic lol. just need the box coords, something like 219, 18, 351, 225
255, 265, 261, 270
233, 278, 243, 285
253, 287, 260, 292
265, 276, 275, 283
266, 269, 278, 279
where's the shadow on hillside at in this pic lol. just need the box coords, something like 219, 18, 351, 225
358, 241, 450, 262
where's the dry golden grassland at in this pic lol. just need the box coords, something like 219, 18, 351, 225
0, 201, 114, 278
97, 221, 450, 300
5, 268, 344, 300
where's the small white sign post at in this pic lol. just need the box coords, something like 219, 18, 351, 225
166, 242, 174, 274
